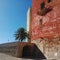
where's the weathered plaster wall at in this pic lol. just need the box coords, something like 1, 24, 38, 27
31, 0, 60, 40
31, 0, 60, 59
32, 38, 60, 59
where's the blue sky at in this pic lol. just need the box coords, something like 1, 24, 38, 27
0, 0, 32, 44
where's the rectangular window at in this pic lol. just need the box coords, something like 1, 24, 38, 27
40, 19, 42, 28
40, 2, 45, 9
48, 0, 51, 3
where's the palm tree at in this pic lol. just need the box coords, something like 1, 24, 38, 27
15, 27, 27, 42
15, 27, 28, 57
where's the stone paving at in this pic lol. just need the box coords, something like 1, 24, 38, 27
0, 53, 33, 60
0, 53, 59, 60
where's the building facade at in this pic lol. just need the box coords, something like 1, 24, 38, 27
31, 0, 60, 40
27, 0, 60, 59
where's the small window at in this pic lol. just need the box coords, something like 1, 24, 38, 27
40, 19, 43, 28
48, 0, 51, 3
40, 2, 45, 9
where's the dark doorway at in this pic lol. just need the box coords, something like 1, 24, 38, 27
22, 45, 32, 58
22, 44, 46, 59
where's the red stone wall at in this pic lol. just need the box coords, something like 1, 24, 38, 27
31, 0, 60, 40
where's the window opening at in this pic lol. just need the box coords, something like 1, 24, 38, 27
40, 19, 43, 28
41, 2, 45, 9
48, 0, 51, 3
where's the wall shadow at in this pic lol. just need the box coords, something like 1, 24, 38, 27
22, 44, 46, 59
